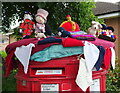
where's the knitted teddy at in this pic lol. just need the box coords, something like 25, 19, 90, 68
87, 21, 102, 37
19, 11, 35, 39
35, 9, 49, 39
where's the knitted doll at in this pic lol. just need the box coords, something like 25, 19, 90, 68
35, 9, 49, 39
19, 11, 35, 39
98, 25, 117, 42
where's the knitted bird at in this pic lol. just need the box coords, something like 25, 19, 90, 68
58, 27, 72, 38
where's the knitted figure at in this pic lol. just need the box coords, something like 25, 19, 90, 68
60, 15, 80, 31
35, 9, 49, 39
98, 25, 117, 42
19, 11, 35, 39
87, 21, 102, 37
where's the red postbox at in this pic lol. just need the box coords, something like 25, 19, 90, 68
15, 55, 107, 92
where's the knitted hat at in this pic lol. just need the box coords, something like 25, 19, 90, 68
106, 26, 114, 32
101, 24, 107, 30
36, 9, 49, 20
24, 11, 31, 15
60, 15, 80, 31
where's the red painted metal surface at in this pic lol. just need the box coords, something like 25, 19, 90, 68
15, 55, 107, 92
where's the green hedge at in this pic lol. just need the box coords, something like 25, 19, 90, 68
106, 60, 120, 92
0, 51, 7, 59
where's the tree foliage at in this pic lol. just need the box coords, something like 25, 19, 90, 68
2, 2, 104, 35
2, 2, 39, 32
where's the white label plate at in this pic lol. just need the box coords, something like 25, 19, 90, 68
35, 70, 62, 75
41, 84, 59, 92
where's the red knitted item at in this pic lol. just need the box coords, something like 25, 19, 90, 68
101, 48, 112, 70
62, 37, 84, 47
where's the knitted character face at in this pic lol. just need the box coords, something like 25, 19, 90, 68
92, 25, 99, 30
91, 24, 102, 30
91, 21, 102, 30
36, 16, 45, 24
24, 14, 32, 20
